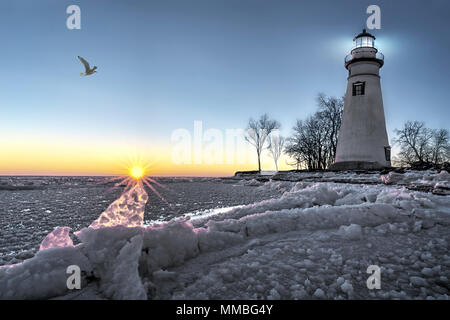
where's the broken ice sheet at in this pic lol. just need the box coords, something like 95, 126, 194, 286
86, 182, 149, 229
39, 226, 74, 251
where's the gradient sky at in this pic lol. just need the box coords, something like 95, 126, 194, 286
1, 0, 449, 176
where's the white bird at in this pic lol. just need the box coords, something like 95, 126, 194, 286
78, 56, 97, 76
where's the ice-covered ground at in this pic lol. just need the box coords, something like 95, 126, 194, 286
0, 170, 449, 300
236, 169, 450, 195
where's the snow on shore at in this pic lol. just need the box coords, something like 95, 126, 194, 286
0, 171, 449, 300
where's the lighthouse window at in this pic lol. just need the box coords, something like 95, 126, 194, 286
352, 82, 365, 96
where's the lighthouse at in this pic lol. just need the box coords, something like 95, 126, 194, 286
330, 29, 391, 170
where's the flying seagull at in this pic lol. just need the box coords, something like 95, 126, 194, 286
78, 56, 97, 76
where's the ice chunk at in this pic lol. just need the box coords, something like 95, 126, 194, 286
421, 268, 434, 277
87, 182, 148, 229
313, 288, 326, 299
76, 226, 147, 299
238, 179, 263, 187
340, 280, 354, 296
381, 172, 404, 185
267, 288, 281, 300
141, 219, 201, 273
39, 226, 73, 251
435, 170, 450, 181
410, 276, 428, 287
0, 246, 92, 299
338, 224, 362, 240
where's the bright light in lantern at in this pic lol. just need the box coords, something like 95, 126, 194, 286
130, 166, 144, 180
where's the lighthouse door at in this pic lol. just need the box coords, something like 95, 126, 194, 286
384, 146, 391, 162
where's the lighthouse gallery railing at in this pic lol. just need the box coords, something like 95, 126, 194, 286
345, 52, 384, 64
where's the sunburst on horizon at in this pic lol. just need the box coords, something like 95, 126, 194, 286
103, 157, 172, 203
130, 166, 145, 180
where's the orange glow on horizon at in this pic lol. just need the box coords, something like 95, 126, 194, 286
0, 134, 293, 177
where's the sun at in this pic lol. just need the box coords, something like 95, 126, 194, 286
103, 158, 168, 203
130, 166, 144, 180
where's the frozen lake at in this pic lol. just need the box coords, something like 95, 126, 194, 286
1, 170, 449, 300
0, 176, 281, 262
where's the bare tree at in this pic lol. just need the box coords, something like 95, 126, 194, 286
245, 114, 280, 172
285, 117, 323, 170
393, 121, 449, 166
284, 94, 344, 170
393, 121, 433, 165
267, 132, 285, 171
431, 128, 449, 165
317, 93, 344, 165
285, 120, 308, 169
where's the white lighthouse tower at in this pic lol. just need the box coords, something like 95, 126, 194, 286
330, 29, 391, 170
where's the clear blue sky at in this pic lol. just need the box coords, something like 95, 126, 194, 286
1, 0, 449, 174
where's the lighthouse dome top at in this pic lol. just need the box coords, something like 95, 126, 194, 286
345, 29, 384, 69
353, 29, 376, 49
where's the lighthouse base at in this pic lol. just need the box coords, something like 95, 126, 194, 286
329, 161, 388, 171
